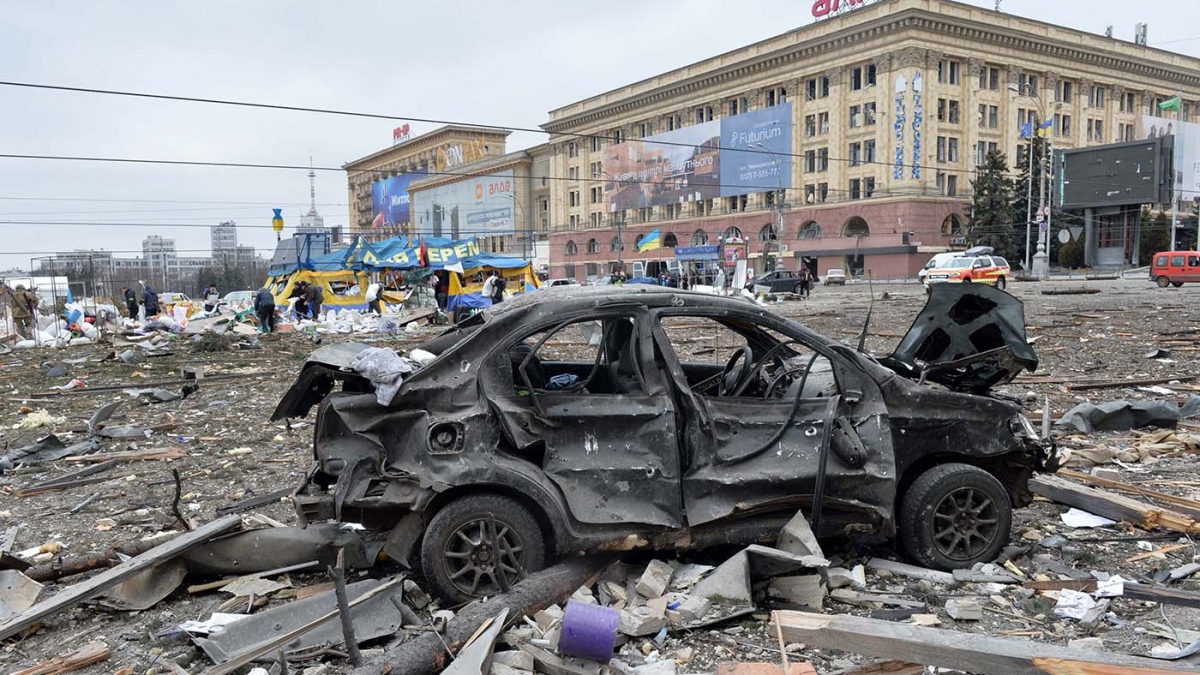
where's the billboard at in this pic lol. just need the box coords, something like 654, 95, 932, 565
1058, 137, 1174, 209
370, 171, 426, 229
412, 169, 515, 238
1139, 116, 1200, 207
603, 103, 792, 212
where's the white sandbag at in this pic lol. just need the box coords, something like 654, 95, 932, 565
13, 339, 37, 349
69, 337, 93, 346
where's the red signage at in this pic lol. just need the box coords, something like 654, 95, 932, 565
812, 0, 868, 18
392, 124, 412, 143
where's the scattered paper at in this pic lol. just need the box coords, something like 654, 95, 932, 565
1053, 589, 1098, 620
178, 612, 248, 636
1060, 508, 1116, 528
1094, 575, 1128, 598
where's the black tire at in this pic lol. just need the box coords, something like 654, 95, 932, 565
961, 277, 972, 283
899, 463, 1012, 571
1172, 282, 1184, 288
1157, 276, 1171, 288
421, 493, 546, 604
995, 276, 1006, 291
793, 283, 805, 295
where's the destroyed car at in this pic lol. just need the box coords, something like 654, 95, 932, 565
276, 284, 1056, 603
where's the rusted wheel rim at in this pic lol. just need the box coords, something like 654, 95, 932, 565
931, 486, 999, 562
443, 517, 527, 597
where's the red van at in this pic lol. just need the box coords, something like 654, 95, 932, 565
1151, 251, 1200, 287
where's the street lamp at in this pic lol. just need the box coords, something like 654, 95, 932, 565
1008, 83, 1059, 279
749, 142, 785, 273
504, 194, 531, 262
1008, 83, 1043, 273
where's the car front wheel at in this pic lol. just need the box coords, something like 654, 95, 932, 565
899, 463, 1011, 571
1157, 276, 1171, 288
421, 493, 546, 604
995, 277, 1006, 291
1172, 282, 1184, 288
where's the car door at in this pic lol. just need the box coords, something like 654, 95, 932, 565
485, 308, 683, 528
771, 271, 796, 293
650, 308, 895, 532
1187, 254, 1200, 283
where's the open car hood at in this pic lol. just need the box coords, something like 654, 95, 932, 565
881, 284, 1037, 393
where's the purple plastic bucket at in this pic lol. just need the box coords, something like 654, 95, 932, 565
557, 599, 621, 662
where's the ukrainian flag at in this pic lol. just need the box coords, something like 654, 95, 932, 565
638, 229, 662, 253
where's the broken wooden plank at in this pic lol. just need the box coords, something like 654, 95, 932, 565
0, 515, 241, 640
830, 589, 927, 609
1124, 582, 1200, 610
1126, 543, 1190, 563
1067, 375, 1198, 392
17, 460, 120, 494
865, 558, 956, 586
1023, 579, 1098, 593
1059, 469, 1200, 520
771, 609, 1198, 674
214, 487, 293, 515
65, 447, 186, 463
24, 371, 273, 398
1029, 475, 1200, 534
185, 560, 319, 595
352, 556, 613, 675
10, 640, 111, 675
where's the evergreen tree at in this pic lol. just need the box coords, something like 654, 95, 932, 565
967, 150, 1020, 262
1139, 207, 1170, 265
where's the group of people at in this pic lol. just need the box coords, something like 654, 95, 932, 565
250, 281, 324, 335
118, 285, 160, 319
3, 283, 41, 339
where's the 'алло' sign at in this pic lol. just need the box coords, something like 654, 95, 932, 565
812, 0, 878, 19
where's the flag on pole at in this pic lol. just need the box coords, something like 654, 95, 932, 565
1019, 122, 1034, 139
638, 229, 662, 253
1037, 119, 1054, 138
1160, 96, 1183, 113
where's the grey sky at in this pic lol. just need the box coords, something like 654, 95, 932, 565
2, 0, 1197, 271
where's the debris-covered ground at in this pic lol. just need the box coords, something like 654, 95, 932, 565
3, 277, 1200, 674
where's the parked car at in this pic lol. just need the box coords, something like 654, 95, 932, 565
824, 269, 847, 286
745, 269, 804, 294
1150, 251, 1200, 287
157, 292, 195, 315
220, 290, 256, 310
923, 255, 1011, 291
590, 275, 614, 286
277, 284, 1054, 602
917, 246, 993, 284
544, 278, 580, 288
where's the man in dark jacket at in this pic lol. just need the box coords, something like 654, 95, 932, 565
290, 281, 308, 318
122, 286, 137, 318
304, 282, 324, 319
253, 287, 276, 333
142, 285, 160, 317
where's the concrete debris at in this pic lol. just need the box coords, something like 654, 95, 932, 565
766, 575, 826, 611
635, 560, 674, 599
943, 598, 982, 621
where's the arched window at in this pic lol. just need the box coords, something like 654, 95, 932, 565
586, 238, 599, 253
723, 226, 744, 241
611, 236, 623, 252
798, 221, 822, 240
691, 229, 709, 246
758, 224, 778, 242
663, 232, 678, 248
565, 240, 578, 256
634, 234, 644, 249
842, 216, 870, 238
941, 214, 965, 236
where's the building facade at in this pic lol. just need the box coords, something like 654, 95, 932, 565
343, 125, 513, 239
540, 0, 1200, 281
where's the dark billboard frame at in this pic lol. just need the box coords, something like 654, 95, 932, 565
1058, 136, 1174, 209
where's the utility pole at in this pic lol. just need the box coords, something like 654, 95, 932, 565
750, 141, 785, 274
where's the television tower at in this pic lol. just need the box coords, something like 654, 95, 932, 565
308, 156, 317, 213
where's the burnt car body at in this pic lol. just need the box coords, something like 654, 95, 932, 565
276, 284, 1055, 603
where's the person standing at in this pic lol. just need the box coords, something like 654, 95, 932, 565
491, 272, 507, 304
290, 281, 308, 318
8, 284, 37, 338
122, 286, 138, 318
801, 267, 815, 299
365, 279, 382, 315
203, 284, 220, 312
142, 285, 160, 317
481, 272, 497, 304
305, 282, 324, 319
254, 286, 276, 333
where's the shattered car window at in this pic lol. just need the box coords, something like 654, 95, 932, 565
658, 316, 835, 399
507, 315, 645, 395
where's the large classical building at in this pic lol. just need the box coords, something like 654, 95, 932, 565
540, 0, 1200, 281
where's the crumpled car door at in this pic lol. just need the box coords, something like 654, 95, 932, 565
486, 311, 683, 529
884, 283, 1037, 393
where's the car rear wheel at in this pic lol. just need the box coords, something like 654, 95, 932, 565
421, 493, 545, 604
1172, 282, 1184, 288
793, 283, 805, 295
961, 277, 972, 283
995, 277, 1006, 291
900, 463, 1011, 571
1157, 276, 1171, 288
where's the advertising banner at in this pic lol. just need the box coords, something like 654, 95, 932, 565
1139, 116, 1200, 207
603, 103, 793, 212
371, 171, 426, 229
412, 169, 515, 238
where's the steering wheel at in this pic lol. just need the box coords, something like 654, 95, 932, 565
718, 346, 755, 397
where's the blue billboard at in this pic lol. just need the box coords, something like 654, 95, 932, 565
603, 103, 793, 210
719, 103, 793, 197
371, 171, 426, 229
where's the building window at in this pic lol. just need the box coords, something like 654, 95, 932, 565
805, 114, 817, 138
988, 105, 999, 128
851, 67, 862, 90
568, 142, 579, 158
937, 136, 947, 163
586, 238, 599, 253
590, 161, 602, 178
1089, 86, 1106, 108
818, 148, 829, 171
849, 142, 862, 167
569, 191, 580, 207
565, 240, 578, 255
947, 175, 958, 197
948, 137, 959, 162
865, 176, 876, 198
590, 186, 603, 204
590, 136, 603, 152
727, 195, 748, 213
938, 60, 960, 85
949, 100, 960, 124
728, 96, 749, 116
765, 86, 787, 106
864, 102, 877, 125
818, 112, 829, 135
569, 215, 578, 230
691, 229, 708, 246
611, 129, 623, 145
938, 98, 947, 122
799, 221, 822, 239
850, 178, 862, 200
979, 66, 1000, 90
662, 232, 678, 248
1019, 72, 1039, 95
807, 76, 830, 99
804, 150, 816, 172
638, 122, 650, 138
568, 166, 578, 182
666, 203, 680, 219
1056, 114, 1072, 138
1087, 118, 1104, 142
843, 216, 870, 237
723, 226, 744, 241
864, 140, 876, 164
694, 199, 710, 217
849, 105, 861, 128
1058, 80, 1073, 103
